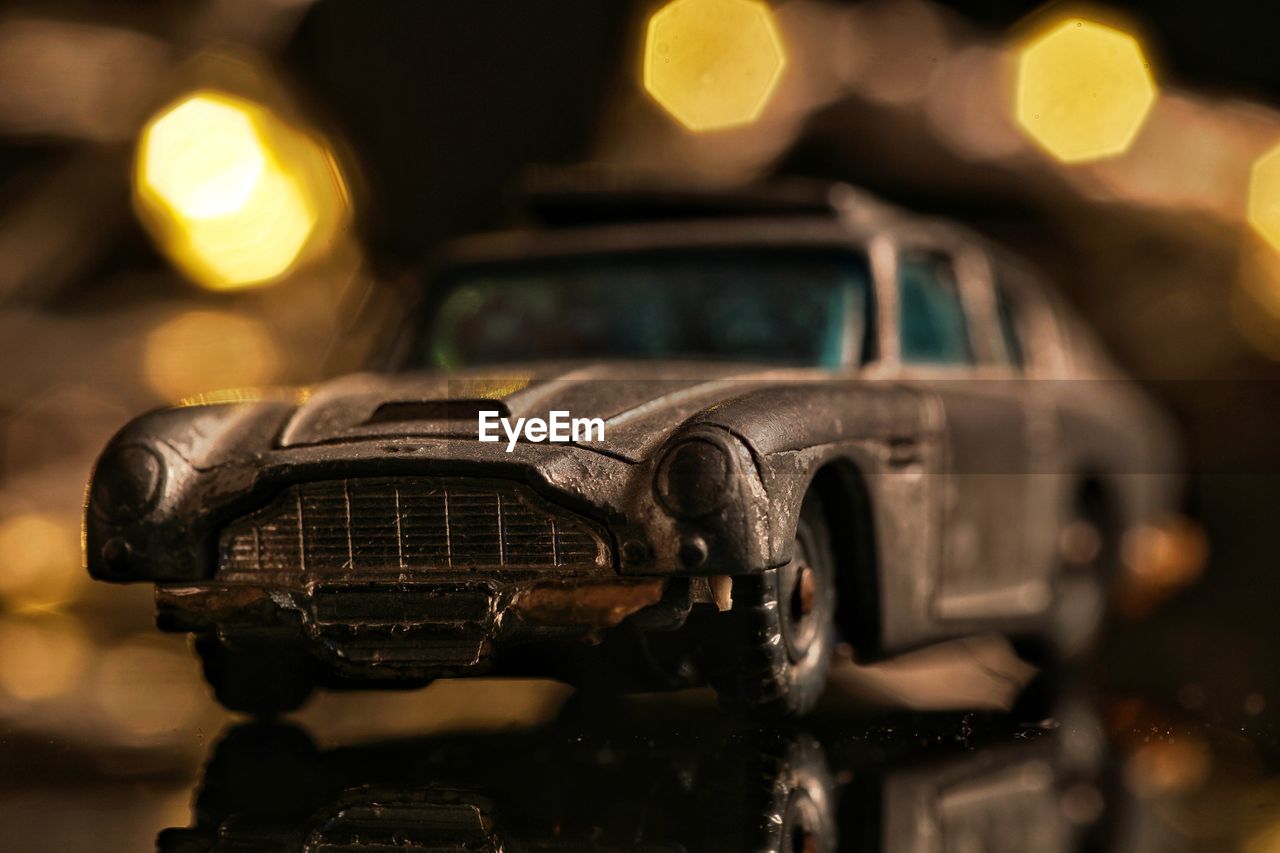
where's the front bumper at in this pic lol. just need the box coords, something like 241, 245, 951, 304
156, 576, 666, 680
89, 412, 775, 585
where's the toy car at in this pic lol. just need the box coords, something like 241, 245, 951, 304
85, 181, 1179, 715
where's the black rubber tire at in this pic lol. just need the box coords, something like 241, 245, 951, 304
196, 722, 322, 816
700, 731, 837, 852
1014, 484, 1116, 723
705, 493, 837, 717
1015, 483, 1116, 671
196, 633, 316, 715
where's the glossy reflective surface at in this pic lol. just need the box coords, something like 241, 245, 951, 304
0, 641, 1267, 852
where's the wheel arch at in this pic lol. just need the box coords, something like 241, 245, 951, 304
804, 458, 883, 661
1074, 467, 1123, 533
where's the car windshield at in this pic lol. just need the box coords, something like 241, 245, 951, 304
405, 249, 872, 369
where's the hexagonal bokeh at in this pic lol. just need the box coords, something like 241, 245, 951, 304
1015, 19, 1157, 163
134, 90, 346, 291
141, 97, 268, 220
643, 0, 786, 132
1249, 145, 1280, 252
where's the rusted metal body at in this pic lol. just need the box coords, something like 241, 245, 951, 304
84, 182, 1181, 714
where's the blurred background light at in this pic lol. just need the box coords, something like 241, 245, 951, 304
94, 636, 201, 738
1124, 735, 1211, 798
1248, 143, 1280, 252
1232, 287, 1280, 360
924, 45, 1024, 162
1248, 822, 1280, 853
0, 18, 169, 142
134, 89, 348, 291
643, 0, 786, 132
842, 0, 951, 107
1014, 18, 1157, 164
1117, 516, 1209, 618
1083, 94, 1260, 217
0, 513, 84, 611
144, 96, 268, 219
142, 310, 280, 402
0, 614, 89, 702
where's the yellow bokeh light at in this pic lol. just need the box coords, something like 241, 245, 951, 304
0, 614, 90, 702
1247, 819, 1280, 853
95, 637, 202, 736
142, 97, 267, 218
134, 90, 348, 291
1248, 145, 1280, 252
143, 310, 281, 402
0, 514, 85, 610
1014, 19, 1157, 164
643, 0, 787, 132
1124, 736, 1211, 798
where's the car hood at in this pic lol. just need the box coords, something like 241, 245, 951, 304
277, 362, 826, 462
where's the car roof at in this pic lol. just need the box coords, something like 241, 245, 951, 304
437, 216, 865, 269
437, 176, 915, 268
518, 169, 871, 226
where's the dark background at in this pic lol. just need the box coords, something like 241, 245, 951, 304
2, 0, 1280, 849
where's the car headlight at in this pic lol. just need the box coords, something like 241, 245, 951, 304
654, 436, 732, 519
90, 445, 165, 523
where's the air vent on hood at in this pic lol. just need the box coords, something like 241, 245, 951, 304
366, 400, 510, 425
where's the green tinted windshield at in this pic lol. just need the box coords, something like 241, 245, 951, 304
411, 250, 871, 369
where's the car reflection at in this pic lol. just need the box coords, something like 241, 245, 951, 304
159, 698, 1114, 852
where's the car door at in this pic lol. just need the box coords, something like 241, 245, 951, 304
988, 262, 1065, 600
885, 233, 1039, 623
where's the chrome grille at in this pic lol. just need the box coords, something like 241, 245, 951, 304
218, 477, 609, 582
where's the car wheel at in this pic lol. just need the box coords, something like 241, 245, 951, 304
705, 493, 836, 717
1013, 485, 1115, 717
700, 732, 836, 852
1041, 484, 1117, 663
1050, 501, 1115, 660
196, 633, 316, 715
195, 722, 321, 816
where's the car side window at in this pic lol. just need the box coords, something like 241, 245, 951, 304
897, 251, 973, 364
994, 279, 1025, 368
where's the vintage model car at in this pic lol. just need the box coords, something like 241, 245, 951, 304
85, 181, 1178, 715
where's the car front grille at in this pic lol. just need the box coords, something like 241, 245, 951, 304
217, 477, 611, 583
